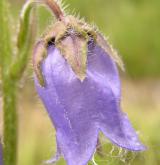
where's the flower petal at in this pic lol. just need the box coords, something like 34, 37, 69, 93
87, 45, 146, 151
35, 46, 99, 165
88, 42, 121, 100
35, 44, 145, 165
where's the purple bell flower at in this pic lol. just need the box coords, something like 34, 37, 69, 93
33, 14, 145, 165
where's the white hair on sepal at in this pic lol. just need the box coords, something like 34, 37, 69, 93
95, 29, 125, 71
70, 8, 77, 17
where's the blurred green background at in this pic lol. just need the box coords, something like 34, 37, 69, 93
3, 0, 160, 164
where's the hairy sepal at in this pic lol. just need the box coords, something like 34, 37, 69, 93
33, 15, 124, 86
57, 34, 87, 81
33, 41, 47, 86
96, 32, 124, 70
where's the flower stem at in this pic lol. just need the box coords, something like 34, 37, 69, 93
44, 0, 64, 20
0, 0, 17, 164
0, 0, 12, 67
2, 74, 17, 165
10, 1, 37, 80
0, 0, 36, 164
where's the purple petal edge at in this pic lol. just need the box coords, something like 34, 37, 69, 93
35, 44, 146, 165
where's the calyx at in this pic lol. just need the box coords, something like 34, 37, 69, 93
33, 15, 123, 86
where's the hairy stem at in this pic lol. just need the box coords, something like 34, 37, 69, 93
0, 0, 17, 165
0, 0, 36, 164
2, 74, 17, 165
0, 0, 12, 67
10, 0, 36, 80
44, 0, 64, 20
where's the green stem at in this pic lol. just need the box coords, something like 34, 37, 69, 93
2, 74, 17, 165
0, 0, 17, 164
10, 0, 36, 80
17, 0, 35, 49
0, 0, 12, 66
0, 1, 36, 164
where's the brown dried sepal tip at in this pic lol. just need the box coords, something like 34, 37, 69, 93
34, 15, 123, 86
